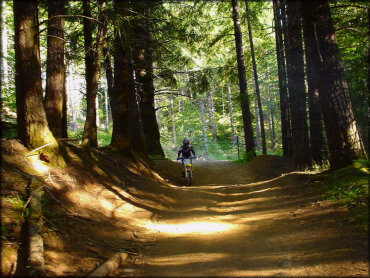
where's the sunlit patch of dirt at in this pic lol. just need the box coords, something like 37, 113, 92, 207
1, 139, 368, 277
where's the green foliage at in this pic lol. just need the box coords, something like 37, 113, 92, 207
331, 1, 370, 150
316, 160, 369, 230
233, 149, 257, 164
1, 122, 17, 139
1, 225, 7, 240
97, 127, 112, 146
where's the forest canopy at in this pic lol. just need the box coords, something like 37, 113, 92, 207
1, 0, 368, 169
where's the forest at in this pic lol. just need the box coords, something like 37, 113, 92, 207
1, 0, 369, 276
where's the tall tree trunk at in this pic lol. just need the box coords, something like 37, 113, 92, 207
200, 99, 208, 157
110, 0, 133, 156
44, 0, 66, 138
301, 1, 366, 169
82, 0, 104, 147
101, 0, 113, 129
273, 0, 292, 157
13, 0, 59, 158
1, 0, 8, 92
170, 95, 176, 149
221, 88, 225, 116
208, 89, 217, 140
231, 0, 255, 157
227, 83, 236, 143
285, 0, 311, 169
62, 65, 68, 138
133, 2, 164, 158
270, 108, 276, 151
104, 88, 109, 132
301, 5, 326, 165
245, 0, 266, 154
254, 98, 261, 151
130, 81, 147, 155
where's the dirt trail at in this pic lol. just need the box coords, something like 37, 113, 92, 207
1, 142, 368, 277
113, 159, 368, 277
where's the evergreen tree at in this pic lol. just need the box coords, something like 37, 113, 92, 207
231, 0, 255, 157
301, 1, 366, 169
45, 0, 67, 139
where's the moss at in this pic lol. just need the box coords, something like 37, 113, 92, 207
4, 195, 25, 211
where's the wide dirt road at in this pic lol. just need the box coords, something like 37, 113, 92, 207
117, 158, 368, 277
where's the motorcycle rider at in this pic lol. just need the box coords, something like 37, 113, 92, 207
177, 138, 196, 177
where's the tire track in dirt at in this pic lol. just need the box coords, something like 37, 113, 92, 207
114, 158, 368, 277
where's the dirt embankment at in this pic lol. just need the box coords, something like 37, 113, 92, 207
1, 140, 368, 277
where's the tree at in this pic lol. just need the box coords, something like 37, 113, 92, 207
231, 0, 255, 157
301, 1, 366, 169
301, 3, 326, 164
13, 0, 60, 160
207, 88, 217, 140
81, 0, 104, 147
45, 0, 67, 139
130, 79, 147, 155
133, 1, 165, 158
110, 0, 133, 156
244, 0, 266, 155
273, 0, 292, 157
200, 99, 208, 157
284, 0, 311, 169
227, 83, 236, 144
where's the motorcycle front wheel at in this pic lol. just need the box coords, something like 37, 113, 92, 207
186, 169, 192, 186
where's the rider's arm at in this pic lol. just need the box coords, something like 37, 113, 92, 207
177, 147, 182, 157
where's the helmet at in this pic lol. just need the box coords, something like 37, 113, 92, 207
183, 138, 189, 146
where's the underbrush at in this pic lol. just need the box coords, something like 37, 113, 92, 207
316, 160, 369, 231
232, 149, 283, 164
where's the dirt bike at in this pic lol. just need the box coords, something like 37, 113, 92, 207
177, 157, 196, 186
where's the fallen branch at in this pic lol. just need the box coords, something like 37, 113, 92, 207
26, 142, 54, 156
27, 190, 44, 277
87, 252, 128, 277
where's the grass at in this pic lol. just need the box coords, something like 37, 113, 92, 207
316, 160, 369, 231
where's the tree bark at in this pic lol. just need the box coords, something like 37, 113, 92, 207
231, 0, 255, 157
208, 89, 217, 140
301, 1, 366, 169
245, 0, 266, 154
62, 66, 68, 138
130, 81, 147, 155
270, 108, 276, 151
88, 253, 128, 277
301, 5, 326, 164
285, 0, 311, 169
104, 88, 109, 132
110, 0, 134, 156
200, 99, 208, 157
253, 98, 261, 151
1, 0, 8, 92
101, 0, 113, 129
133, 1, 164, 158
44, 0, 66, 139
13, 0, 59, 157
82, 0, 104, 147
227, 83, 236, 143
274, 0, 292, 157
170, 95, 176, 149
